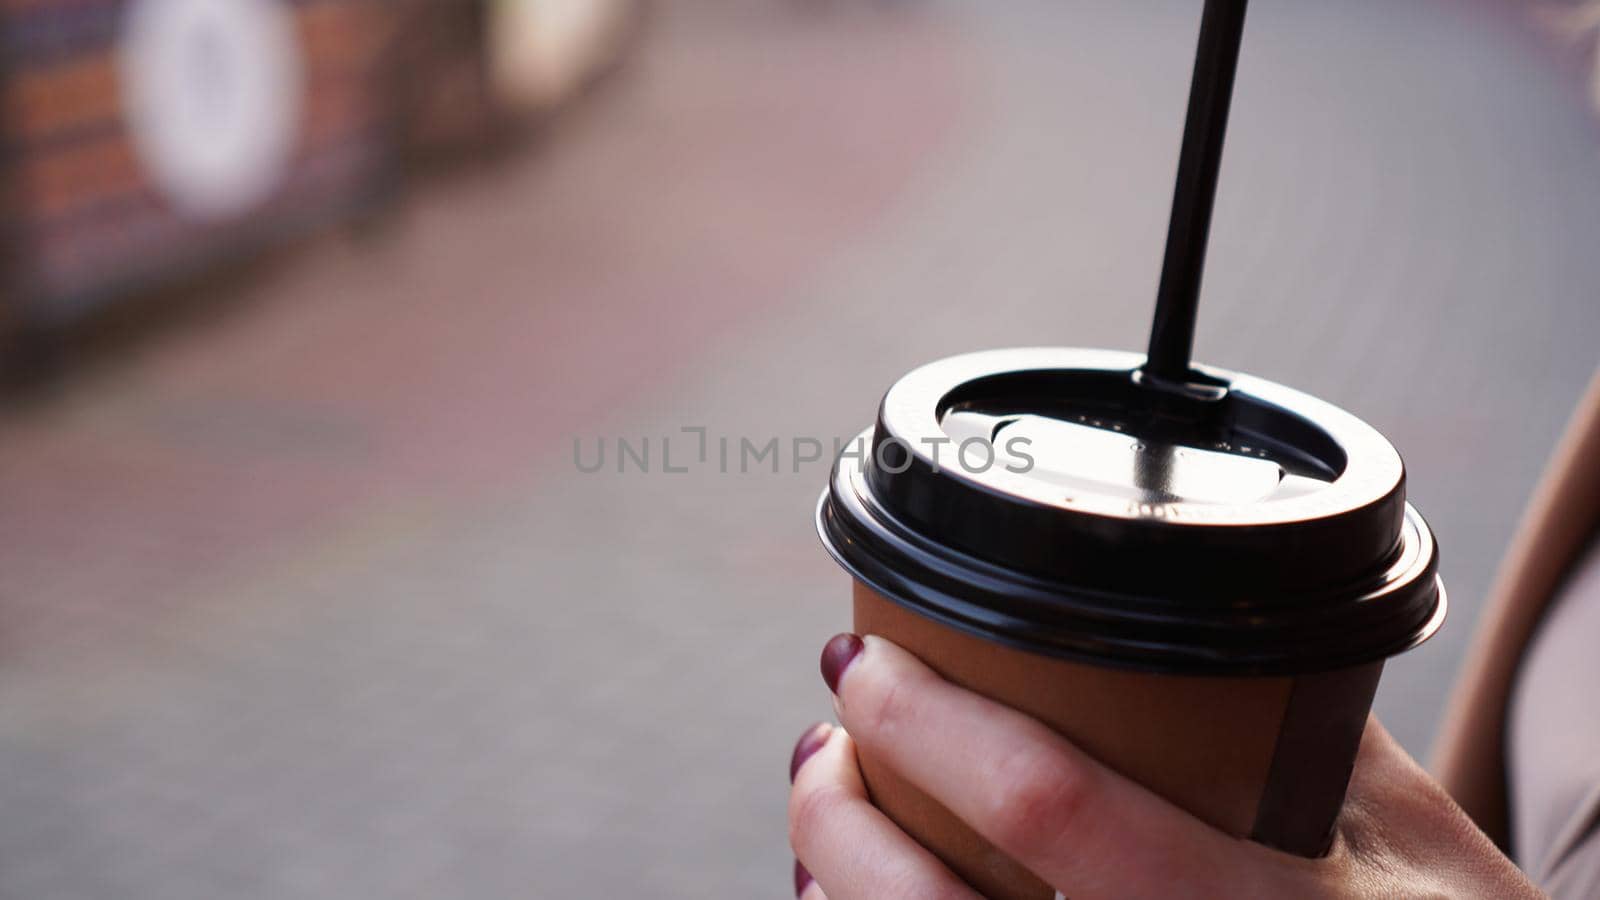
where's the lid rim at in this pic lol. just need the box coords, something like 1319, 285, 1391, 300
818, 487, 1447, 676
874, 348, 1405, 530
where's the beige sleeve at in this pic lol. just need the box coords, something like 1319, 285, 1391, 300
1431, 366, 1600, 850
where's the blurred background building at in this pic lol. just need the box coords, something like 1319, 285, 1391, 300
0, 0, 637, 349
0, 0, 1598, 897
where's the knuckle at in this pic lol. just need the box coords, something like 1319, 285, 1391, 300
788, 782, 850, 854
981, 748, 1094, 860
880, 863, 964, 900
921, 878, 979, 900
879, 865, 927, 899
857, 673, 920, 740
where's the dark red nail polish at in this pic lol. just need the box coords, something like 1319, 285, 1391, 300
820, 633, 863, 694
790, 722, 831, 783
794, 859, 814, 896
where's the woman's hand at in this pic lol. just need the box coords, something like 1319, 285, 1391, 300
786, 634, 1543, 899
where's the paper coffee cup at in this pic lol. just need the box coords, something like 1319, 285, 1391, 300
818, 348, 1445, 899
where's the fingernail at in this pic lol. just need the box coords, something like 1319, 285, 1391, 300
820, 633, 863, 694
794, 858, 814, 896
789, 722, 831, 783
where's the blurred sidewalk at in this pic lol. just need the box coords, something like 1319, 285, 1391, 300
3, 1, 1599, 898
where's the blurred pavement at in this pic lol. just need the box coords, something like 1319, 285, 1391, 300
2, 1, 1599, 897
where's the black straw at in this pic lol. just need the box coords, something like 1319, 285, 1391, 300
1144, 0, 1249, 383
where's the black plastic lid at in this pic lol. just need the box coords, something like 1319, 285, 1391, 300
817, 348, 1445, 675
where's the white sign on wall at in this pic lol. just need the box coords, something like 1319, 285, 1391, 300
119, 0, 304, 221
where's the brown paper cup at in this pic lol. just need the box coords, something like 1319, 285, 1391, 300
818, 350, 1443, 898
853, 583, 1381, 900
